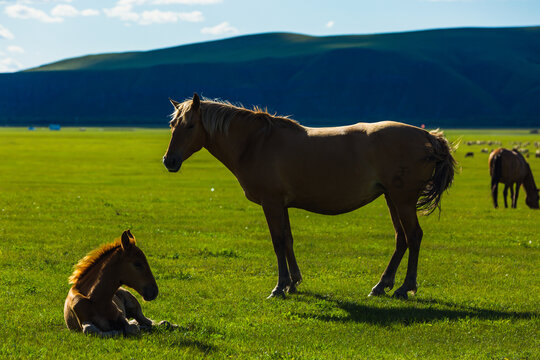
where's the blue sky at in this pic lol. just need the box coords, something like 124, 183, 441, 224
0, 0, 538, 72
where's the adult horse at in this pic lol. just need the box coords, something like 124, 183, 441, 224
163, 94, 456, 299
489, 148, 539, 209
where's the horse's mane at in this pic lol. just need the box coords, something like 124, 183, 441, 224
171, 98, 304, 136
68, 237, 135, 285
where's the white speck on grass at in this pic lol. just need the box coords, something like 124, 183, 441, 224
211, 188, 215, 192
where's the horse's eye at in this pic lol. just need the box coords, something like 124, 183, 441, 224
134, 262, 143, 270
186, 123, 195, 130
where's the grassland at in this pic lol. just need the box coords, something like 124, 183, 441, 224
0, 128, 538, 359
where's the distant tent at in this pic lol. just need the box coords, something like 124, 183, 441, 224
49, 124, 61, 131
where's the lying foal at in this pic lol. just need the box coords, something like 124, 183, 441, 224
64, 230, 165, 337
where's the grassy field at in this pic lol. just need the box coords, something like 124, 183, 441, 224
0, 127, 538, 359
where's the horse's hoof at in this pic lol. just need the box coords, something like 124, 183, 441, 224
267, 288, 286, 299
368, 289, 385, 297
392, 289, 409, 300
286, 284, 297, 294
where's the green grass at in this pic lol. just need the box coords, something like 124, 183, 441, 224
0, 127, 538, 359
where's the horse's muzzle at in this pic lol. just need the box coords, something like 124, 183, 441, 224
142, 284, 159, 301
163, 155, 182, 173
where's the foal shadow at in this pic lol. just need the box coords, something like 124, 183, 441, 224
293, 291, 537, 326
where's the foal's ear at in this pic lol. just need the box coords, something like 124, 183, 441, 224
192, 93, 200, 111
169, 98, 181, 109
120, 230, 133, 251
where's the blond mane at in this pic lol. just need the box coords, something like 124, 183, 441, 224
68, 237, 135, 285
170, 98, 304, 136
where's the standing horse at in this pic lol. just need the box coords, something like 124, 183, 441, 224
64, 230, 160, 337
489, 148, 539, 209
163, 94, 456, 299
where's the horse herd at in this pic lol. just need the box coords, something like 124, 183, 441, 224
65, 94, 538, 337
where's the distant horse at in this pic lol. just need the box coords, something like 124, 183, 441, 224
163, 94, 456, 299
489, 148, 539, 209
64, 230, 160, 337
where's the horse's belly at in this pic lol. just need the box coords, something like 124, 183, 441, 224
287, 181, 384, 215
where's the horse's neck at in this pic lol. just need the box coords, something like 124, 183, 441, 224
523, 168, 538, 194
77, 253, 121, 304
204, 120, 264, 175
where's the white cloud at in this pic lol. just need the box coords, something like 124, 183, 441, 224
104, 4, 139, 22
139, 9, 202, 24
0, 24, 15, 39
201, 21, 238, 36
80, 9, 99, 16
51, 4, 99, 17
152, 0, 222, 4
5, 4, 63, 23
0, 57, 23, 72
7, 45, 24, 53
104, 2, 203, 25
326, 20, 334, 29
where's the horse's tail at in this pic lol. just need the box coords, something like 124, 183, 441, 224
417, 129, 457, 215
489, 150, 503, 188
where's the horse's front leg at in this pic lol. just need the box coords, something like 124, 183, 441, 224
282, 209, 302, 294
263, 201, 292, 298
81, 322, 122, 338
512, 183, 520, 208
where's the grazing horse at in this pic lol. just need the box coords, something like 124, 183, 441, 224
163, 94, 456, 299
64, 230, 160, 337
489, 148, 539, 209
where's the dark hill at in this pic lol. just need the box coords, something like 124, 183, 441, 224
1, 27, 539, 127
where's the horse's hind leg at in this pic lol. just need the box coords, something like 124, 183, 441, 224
491, 179, 499, 208
391, 202, 423, 300
503, 184, 509, 208
370, 195, 407, 296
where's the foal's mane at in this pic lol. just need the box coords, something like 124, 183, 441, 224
68, 237, 135, 285
171, 98, 303, 136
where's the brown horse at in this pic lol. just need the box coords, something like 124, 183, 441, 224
64, 230, 160, 337
489, 148, 539, 209
163, 94, 456, 299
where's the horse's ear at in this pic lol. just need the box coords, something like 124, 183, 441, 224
169, 98, 180, 109
192, 93, 200, 111
121, 230, 133, 250
126, 229, 135, 241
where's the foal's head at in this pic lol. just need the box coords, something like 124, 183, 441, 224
163, 93, 205, 172
116, 230, 159, 301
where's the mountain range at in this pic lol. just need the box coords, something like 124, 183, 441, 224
1, 27, 539, 127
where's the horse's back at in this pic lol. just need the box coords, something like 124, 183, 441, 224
261, 121, 438, 213
489, 148, 528, 184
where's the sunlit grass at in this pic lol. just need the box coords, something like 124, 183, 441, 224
0, 127, 538, 359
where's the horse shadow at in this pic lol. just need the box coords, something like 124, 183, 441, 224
293, 291, 537, 326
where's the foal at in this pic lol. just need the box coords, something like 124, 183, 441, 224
64, 230, 159, 337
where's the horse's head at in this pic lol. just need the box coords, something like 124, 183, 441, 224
117, 230, 159, 301
163, 93, 205, 172
525, 190, 539, 209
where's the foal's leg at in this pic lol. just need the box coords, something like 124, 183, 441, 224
513, 183, 520, 208
283, 209, 302, 294
263, 201, 292, 298
503, 185, 509, 208
116, 288, 153, 328
392, 204, 423, 300
370, 195, 407, 296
